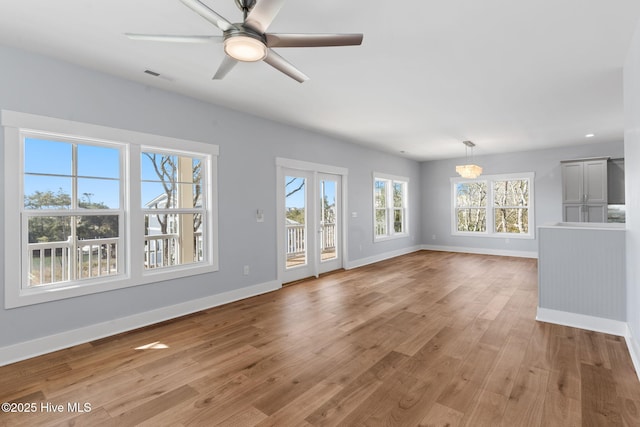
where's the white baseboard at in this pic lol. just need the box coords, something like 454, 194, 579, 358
536, 307, 629, 336
626, 327, 640, 382
345, 245, 422, 270
421, 244, 538, 259
0, 280, 281, 367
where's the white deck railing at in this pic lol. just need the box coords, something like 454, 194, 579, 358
29, 226, 333, 284
27, 231, 205, 285
144, 231, 203, 269
77, 238, 118, 279
286, 223, 336, 258
28, 237, 118, 286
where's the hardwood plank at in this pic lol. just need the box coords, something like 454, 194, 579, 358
305, 351, 407, 426
436, 343, 499, 413
606, 337, 640, 400
581, 362, 623, 426
546, 334, 581, 400
618, 397, 640, 427
255, 380, 342, 427
215, 405, 268, 427
418, 402, 464, 427
579, 329, 612, 369
113, 384, 199, 426
482, 334, 528, 398
500, 366, 550, 427
540, 391, 581, 427
461, 390, 508, 427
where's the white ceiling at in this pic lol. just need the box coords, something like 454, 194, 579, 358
1, 1, 640, 160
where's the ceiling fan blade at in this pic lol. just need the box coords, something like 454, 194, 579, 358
263, 49, 309, 83
244, 0, 286, 33
213, 56, 238, 80
180, 0, 234, 32
125, 34, 223, 43
266, 33, 363, 48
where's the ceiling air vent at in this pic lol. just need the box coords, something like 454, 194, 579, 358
144, 69, 160, 77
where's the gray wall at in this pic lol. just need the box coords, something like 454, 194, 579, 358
420, 141, 624, 255
0, 45, 421, 348
624, 17, 640, 366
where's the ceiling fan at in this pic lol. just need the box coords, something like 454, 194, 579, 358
126, 0, 363, 83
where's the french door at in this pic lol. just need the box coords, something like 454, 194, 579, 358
278, 160, 345, 284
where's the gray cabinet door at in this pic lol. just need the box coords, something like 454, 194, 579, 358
583, 159, 608, 203
562, 162, 584, 203
563, 204, 583, 222
585, 204, 607, 223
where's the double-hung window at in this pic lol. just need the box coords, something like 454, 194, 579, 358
452, 173, 534, 238
142, 150, 206, 270
373, 173, 409, 240
3, 110, 219, 308
23, 135, 124, 287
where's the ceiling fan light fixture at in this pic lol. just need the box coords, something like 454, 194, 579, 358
224, 35, 267, 62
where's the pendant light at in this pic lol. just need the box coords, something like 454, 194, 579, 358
455, 140, 482, 179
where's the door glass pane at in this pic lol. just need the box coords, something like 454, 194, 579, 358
320, 179, 337, 262
285, 176, 306, 269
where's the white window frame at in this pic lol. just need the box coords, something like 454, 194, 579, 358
3, 110, 219, 308
373, 172, 409, 242
451, 172, 535, 239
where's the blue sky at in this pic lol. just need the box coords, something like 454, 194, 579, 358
24, 138, 202, 209
24, 138, 121, 208
285, 176, 336, 209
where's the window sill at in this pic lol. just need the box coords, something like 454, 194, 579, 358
374, 233, 409, 243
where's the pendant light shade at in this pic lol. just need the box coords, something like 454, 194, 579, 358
456, 140, 482, 179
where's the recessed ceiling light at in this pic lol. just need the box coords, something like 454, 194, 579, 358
585, 133, 595, 138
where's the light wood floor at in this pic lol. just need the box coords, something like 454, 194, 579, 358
2, 251, 639, 426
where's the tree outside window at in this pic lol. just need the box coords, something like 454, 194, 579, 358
452, 173, 533, 238
455, 181, 487, 232
493, 180, 529, 234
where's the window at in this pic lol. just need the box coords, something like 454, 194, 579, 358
23, 136, 123, 287
142, 151, 205, 269
452, 173, 534, 238
3, 110, 219, 308
455, 181, 487, 232
373, 173, 408, 240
